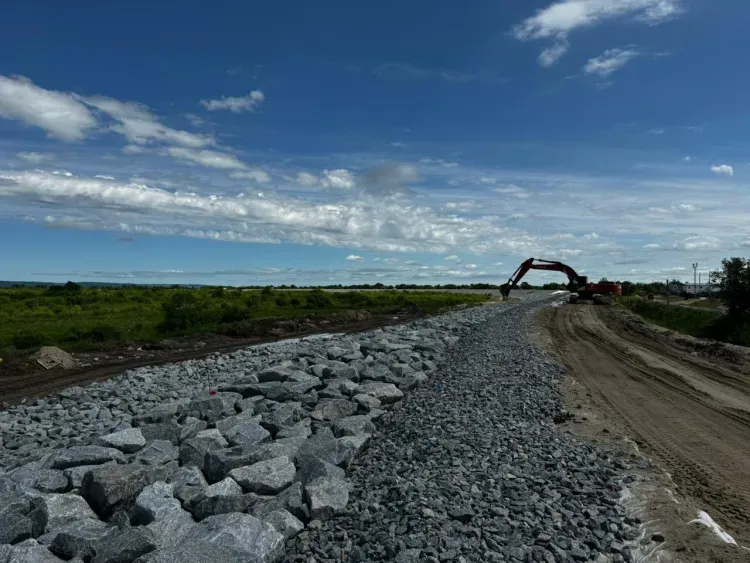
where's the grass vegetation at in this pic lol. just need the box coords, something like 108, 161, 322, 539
617, 296, 750, 347
0, 283, 490, 353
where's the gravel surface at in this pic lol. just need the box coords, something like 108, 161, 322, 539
0, 295, 640, 562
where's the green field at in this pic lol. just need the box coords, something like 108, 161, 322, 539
0, 284, 490, 353
617, 296, 750, 346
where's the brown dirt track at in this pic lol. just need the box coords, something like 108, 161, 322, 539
545, 304, 750, 555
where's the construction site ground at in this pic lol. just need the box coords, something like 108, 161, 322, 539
537, 303, 750, 562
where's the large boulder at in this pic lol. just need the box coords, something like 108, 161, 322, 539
52, 446, 125, 470
91, 526, 157, 563
257, 365, 292, 383
9, 466, 68, 493
295, 428, 348, 467
332, 415, 376, 438
352, 393, 381, 412
248, 481, 308, 523
133, 539, 247, 563
136, 440, 179, 466
179, 433, 226, 469
229, 457, 295, 495
4, 539, 65, 562
275, 419, 312, 440
260, 403, 304, 436
139, 421, 183, 446
97, 429, 146, 454
27, 493, 97, 534
47, 518, 111, 561
315, 398, 357, 422
132, 404, 181, 427
356, 381, 403, 404
223, 421, 271, 447
360, 364, 392, 382
260, 509, 304, 541
179, 397, 225, 424
0, 509, 33, 544
64, 463, 116, 489
297, 457, 350, 520
190, 513, 284, 563
81, 464, 156, 519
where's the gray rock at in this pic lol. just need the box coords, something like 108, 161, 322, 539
5, 539, 65, 562
298, 458, 350, 520
356, 381, 403, 404
167, 466, 207, 496
326, 347, 348, 360
132, 404, 181, 427
132, 482, 182, 524
337, 434, 370, 468
91, 526, 157, 563
139, 422, 183, 446
325, 379, 359, 396
202, 477, 243, 499
352, 393, 381, 412
260, 403, 303, 436
390, 363, 415, 377
64, 463, 115, 489
315, 398, 357, 421
295, 428, 348, 467
136, 441, 179, 466
98, 429, 146, 454
214, 412, 258, 436
179, 436, 225, 469
361, 364, 392, 382
132, 539, 246, 563
52, 446, 125, 470
257, 366, 291, 383
179, 397, 224, 424
275, 419, 311, 439
191, 513, 284, 563
332, 415, 376, 437
241, 383, 297, 402
178, 417, 207, 443
81, 464, 156, 518
202, 447, 259, 484
327, 364, 358, 381
9, 466, 68, 494
260, 509, 304, 541
0, 509, 33, 544
224, 422, 270, 447
249, 481, 308, 523
395, 548, 422, 563
190, 494, 255, 522
48, 518, 111, 561
27, 493, 97, 534
229, 457, 295, 494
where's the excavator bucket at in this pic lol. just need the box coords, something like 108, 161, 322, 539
500, 283, 511, 298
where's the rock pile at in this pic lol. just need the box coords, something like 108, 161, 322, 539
0, 300, 505, 562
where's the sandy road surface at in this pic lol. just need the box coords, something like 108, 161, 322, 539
546, 304, 750, 547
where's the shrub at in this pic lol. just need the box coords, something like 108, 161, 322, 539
305, 289, 332, 309
12, 331, 46, 350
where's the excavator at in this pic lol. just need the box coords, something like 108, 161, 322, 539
500, 258, 621, 304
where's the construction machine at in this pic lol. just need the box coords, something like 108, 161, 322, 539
500, 258, 621, 304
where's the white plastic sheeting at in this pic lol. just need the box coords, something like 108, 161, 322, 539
688, 511, 739, 546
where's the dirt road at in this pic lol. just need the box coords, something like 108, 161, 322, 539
545, 304, 750, 548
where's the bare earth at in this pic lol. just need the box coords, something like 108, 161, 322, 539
539, 303, 750, 562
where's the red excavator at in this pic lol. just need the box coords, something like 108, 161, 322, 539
500, 258, 621, 304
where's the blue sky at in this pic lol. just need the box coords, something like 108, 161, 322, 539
1, 0, 748, 286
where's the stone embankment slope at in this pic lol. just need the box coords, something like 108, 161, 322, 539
0, 295, 637, 562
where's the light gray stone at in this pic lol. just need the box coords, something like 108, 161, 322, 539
315, 398, 357, 421
352, 393, 381, 412
191, 513, 284, 563
81, 464, 156, 518
28, 493, 97, 533
298, 458, 350, 520
63, 463, 115, 489
136, 441, 179, 466
260, 509, 304, 541
6, 539, 65, 562
332, 415, 376, 438
275, 418, 312, 439
91, 526, 157, 563
132, 539, 246, 563
224, 422, 270, 447
52, 446, 125, 470
47, 518, 111, 561
229, 457, 295, 495
98, 429, 146, 454
356, 381, 403, 404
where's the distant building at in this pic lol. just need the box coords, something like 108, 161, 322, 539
679, 283, 720, 296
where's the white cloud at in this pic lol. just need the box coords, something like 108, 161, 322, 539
583, 47, 640, 77
230, 169, 271, 182
643, 243, 663, 249
0, 75, 97, 141
86, 96, 214, 148
362, 164, 419, 194
16, 151, 56, 163
321, 169, 356, 189
682, 156, 691, 162
122, 144, 148, 154
464, 263, 478, 270
710, 164, 733, 176
345, 255, 364, 262
538, 41, 569, 67
200, 91, 265, 113
583, 232, 599, 240
512, 0, 684, 65
479, 177, 497, 184
492, 262, 503, 266
648, 128, 665, 135
673, 236, 721, 251
445, 201, 478, 211
296, 172, 320, 186
184, 113, 206, 127
444, 255, 460, 261
494, 184, 529, 198
391, 142, 406, 148
166, 147, 246, 170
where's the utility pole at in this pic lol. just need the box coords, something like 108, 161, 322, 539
699, 272, 702, 297
692, 262, 698, 297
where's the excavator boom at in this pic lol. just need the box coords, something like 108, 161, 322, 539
500, 257, 620, 300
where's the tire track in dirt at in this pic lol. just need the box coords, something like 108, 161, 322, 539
546, 304, 750, 546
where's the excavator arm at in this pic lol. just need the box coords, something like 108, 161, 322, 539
500, 258, 585, 298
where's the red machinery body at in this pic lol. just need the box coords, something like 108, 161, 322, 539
500, 258, 622, 300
